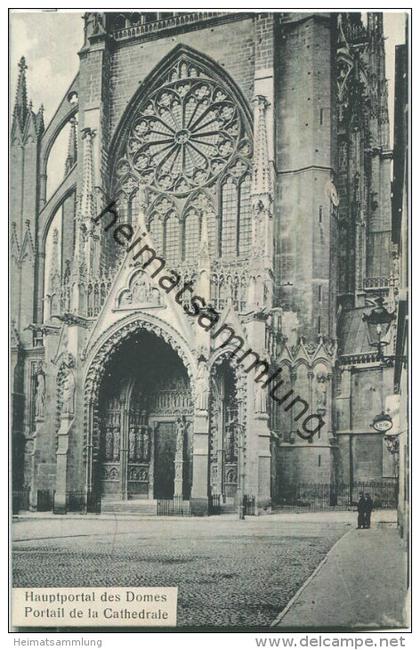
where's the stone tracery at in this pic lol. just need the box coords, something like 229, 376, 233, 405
115, 57, 249, 197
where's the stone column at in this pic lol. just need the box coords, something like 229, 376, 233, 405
190, 360, 210, 515
174, 452, 184, 498
29, 362, 46, 510
28, 421, 42, 511
190, 410, 209, 515
54, 366, 75, 514
120, 406, 129, 501
255, 415, 272, 512
148, 425, 155, 500
54, 414, 73, 514
174, 417, 185, 498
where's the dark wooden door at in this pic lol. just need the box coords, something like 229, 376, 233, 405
154, 422, 176, 498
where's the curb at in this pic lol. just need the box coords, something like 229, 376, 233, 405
270, 528, 353, 627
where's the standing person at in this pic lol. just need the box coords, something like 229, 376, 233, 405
357, 492, 366, 529
364, 493, 374, 529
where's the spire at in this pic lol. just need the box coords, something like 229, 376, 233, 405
65, 118, 78, 176
79, 127, 95, 221
367, 12, 389, 147
251, 95, 274, 264
13, 57, 28, 132
251, 95, 273, 198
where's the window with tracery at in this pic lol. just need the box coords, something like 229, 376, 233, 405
206, 210, 217, 259
115, 58, 245, 197
238, 174, 252, 256
164, 213, 180, 263
113, 53, 253, 266
221, 177, 238, 257
184, 208, 200, 260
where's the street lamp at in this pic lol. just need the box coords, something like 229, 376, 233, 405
362, 296, 396, 361
364, 298, 401, 460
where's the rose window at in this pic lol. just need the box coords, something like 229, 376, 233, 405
116, 68, 247, 197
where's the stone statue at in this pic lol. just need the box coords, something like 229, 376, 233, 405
129, 427, 137, 460
195, 359, 209, 411
142, 426, 150, 461
61, 370, 75, 416
113, 427, 120, 461
226, 423, 237, 463
84, 12, 105, 41
316, 371, 329, 412
175, 417, 185, 455
34, 363, 45, 419
105, 428, 113, 461
63, 259, 71, 284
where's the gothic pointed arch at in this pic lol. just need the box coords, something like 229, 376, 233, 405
110, 44, 253, 201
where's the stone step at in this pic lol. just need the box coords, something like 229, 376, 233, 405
100, 499, 191, 515
101, 499, 158, 515
219, 504, 237, 514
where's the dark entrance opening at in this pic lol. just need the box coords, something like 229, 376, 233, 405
154, 422, 176, 498
96, 329, 193, 502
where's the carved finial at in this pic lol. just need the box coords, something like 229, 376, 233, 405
36, 104, 45, 136
18, 56, 27, 72
13, 56, 28, 131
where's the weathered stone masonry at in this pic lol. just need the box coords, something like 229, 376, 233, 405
11, 12, 398, 514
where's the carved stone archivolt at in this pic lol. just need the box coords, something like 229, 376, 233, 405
83, 314, 196, 467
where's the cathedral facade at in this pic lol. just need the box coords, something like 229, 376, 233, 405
11, 12, 398, 515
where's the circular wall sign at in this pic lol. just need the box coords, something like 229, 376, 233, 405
371, 412, 393, 433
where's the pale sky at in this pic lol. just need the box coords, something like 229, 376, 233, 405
10, 11, 407, 124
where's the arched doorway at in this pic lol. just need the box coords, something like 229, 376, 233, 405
95, 329, 193, 502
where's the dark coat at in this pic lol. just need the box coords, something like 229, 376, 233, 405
357, 496, 366, 513
365, 496, 374, 513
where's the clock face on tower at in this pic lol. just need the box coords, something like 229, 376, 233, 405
115, 58, 250, 198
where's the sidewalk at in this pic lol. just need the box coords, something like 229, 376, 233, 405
12, 508, 397, 541
273, 521, 409, 630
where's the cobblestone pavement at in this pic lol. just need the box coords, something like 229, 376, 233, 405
13, 515, 349, 628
